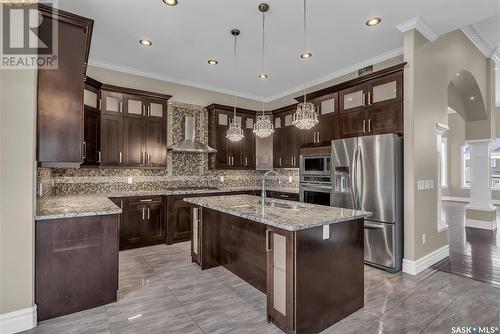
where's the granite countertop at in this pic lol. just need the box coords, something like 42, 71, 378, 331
35, 195, 122, 220
184, 194, 371, 231
35, 187, 299, 221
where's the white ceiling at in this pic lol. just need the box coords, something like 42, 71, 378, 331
57, 0, 500, 103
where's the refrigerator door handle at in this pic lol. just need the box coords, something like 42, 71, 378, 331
351, 146, 358, 210
357, 147, 363, 210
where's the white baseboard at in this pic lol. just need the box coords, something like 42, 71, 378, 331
402, 245, 450, 275
442, 196, 500, 205
465, 219, 497, 230
0, 306, 36, 334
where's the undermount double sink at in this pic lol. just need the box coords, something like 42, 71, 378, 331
230, 200, 300, 210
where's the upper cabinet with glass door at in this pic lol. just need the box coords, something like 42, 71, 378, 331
366, 72, 402, 108
315, 92, 338, 117
83, 78, 101, 111
339, 84, 369, 114
101, 89, 124, 115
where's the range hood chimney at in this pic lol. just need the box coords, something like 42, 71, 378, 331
168, 116, 217, 153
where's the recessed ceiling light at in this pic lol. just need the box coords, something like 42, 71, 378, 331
259, 74, 268, 79
366, 17, 381, 26
300, 52, 312, 59
495, 67, 498, 71
456, 73, 460, 76
162, 0, 177, 6
470, 96, 475, 100
139, 39, 152, 47
208, 59, 218, 65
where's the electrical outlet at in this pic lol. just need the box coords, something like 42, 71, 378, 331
288, 176, 292, 183
422, 234, 426, 244
37, 183, 43, 197
417, 180, 425, 190
220, 175, 224, 182
425, 180, 431, 189
322, 225, 330, 240
127, 177, 133, 184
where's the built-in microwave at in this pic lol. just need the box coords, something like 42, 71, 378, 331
300, 155, 331, 176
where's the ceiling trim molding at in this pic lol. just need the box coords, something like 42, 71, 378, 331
461, 25, 500, 63
396, 16, 438, 42
263, 47, 404, 102
88, 60, 265, 102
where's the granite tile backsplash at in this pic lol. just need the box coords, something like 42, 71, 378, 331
36, 102, 299, 196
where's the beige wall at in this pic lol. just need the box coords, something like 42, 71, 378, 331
403, 29, 494, 260
0, 69, 37, 315
88, 55, 404, 111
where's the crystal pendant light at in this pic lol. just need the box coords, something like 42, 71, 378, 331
226, 29, 244, 142
253, 3, 273, 138
254, 103, 274, 138
293, 0, 318, 130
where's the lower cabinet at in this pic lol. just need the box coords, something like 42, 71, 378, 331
35, 214, 119, 321
117, 196, 166, 250
167, 194, 194, 244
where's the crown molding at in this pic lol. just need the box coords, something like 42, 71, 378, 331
461, 25, 500, 63
396, 17, 438, 42
264, 47, 404, 102
88, 60, 265, 103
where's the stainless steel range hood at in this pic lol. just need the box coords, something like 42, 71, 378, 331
168, 116, 217, 153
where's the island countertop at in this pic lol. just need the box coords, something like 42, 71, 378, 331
184, 194, 371, 231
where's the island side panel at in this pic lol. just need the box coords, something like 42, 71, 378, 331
295, 219, 364, 334
220, 212, 267, 293
193, 206, 222, 270
35, 214, 119, 321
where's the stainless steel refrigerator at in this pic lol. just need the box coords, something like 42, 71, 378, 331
331, 134, 403, 272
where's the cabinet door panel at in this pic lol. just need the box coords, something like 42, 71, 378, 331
123, 117, 145, 166
100, 114, 123, 166
101, 90, 123, 115
122, 205, 146, 248
147, 98, 167, 121
168, 196, 193, 243
369, 72, 402, 108
339, 85, 368, 114
367, 103, 402, 135
124, 94, 145, 118
146, 204, 165, 243
84, 89, 98, 109
146, 121, 167, 167
340, 109, 367, 138
319, 115, 338, 142
83, 110, 100, 165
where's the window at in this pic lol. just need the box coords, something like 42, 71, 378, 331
461, 139, 500, 189
462, 144, 471, 188
440, 138, 448, 187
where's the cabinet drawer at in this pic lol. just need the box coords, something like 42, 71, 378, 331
129, 196, 163, 205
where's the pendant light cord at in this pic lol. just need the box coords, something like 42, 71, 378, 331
302, 0, 307, 103
262, 10, 266, 73
233, 33, 237, 119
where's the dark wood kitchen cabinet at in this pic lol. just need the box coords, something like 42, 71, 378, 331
167, 194, 194, 244
82, 77, 102, 166
120, 196, 166, 250
207, 104, 256, 169
273, 106, 299, 168
82, 81, 170, 168
36, 4, 93, 167
35, 214, 118, 321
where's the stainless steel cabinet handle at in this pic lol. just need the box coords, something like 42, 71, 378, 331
147, 207, 150, 220
266, 230, 272, 252
119, 152, 122, 164
120, 201, 123, 209
362, 120, 366, 133
279, 157, 282, 166
368, 92, 372, 105
362, 93, 365, 106
245, 157, 248, 166
147, 106, 150, 117
368, 119, 372, 133
98, 98, 102, 110
140, 199, 152, 202
148, 153, 151, 164
365, 223, 384, 229
142, 207, 145, 220
97, 151, 101, 163
119, 101, 123, 113
317, 132, 320, 142
82, 142, 86, 159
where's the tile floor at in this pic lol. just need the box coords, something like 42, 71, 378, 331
25, 202, 500, 334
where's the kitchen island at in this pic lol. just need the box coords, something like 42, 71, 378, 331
184, 194, 371, 334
